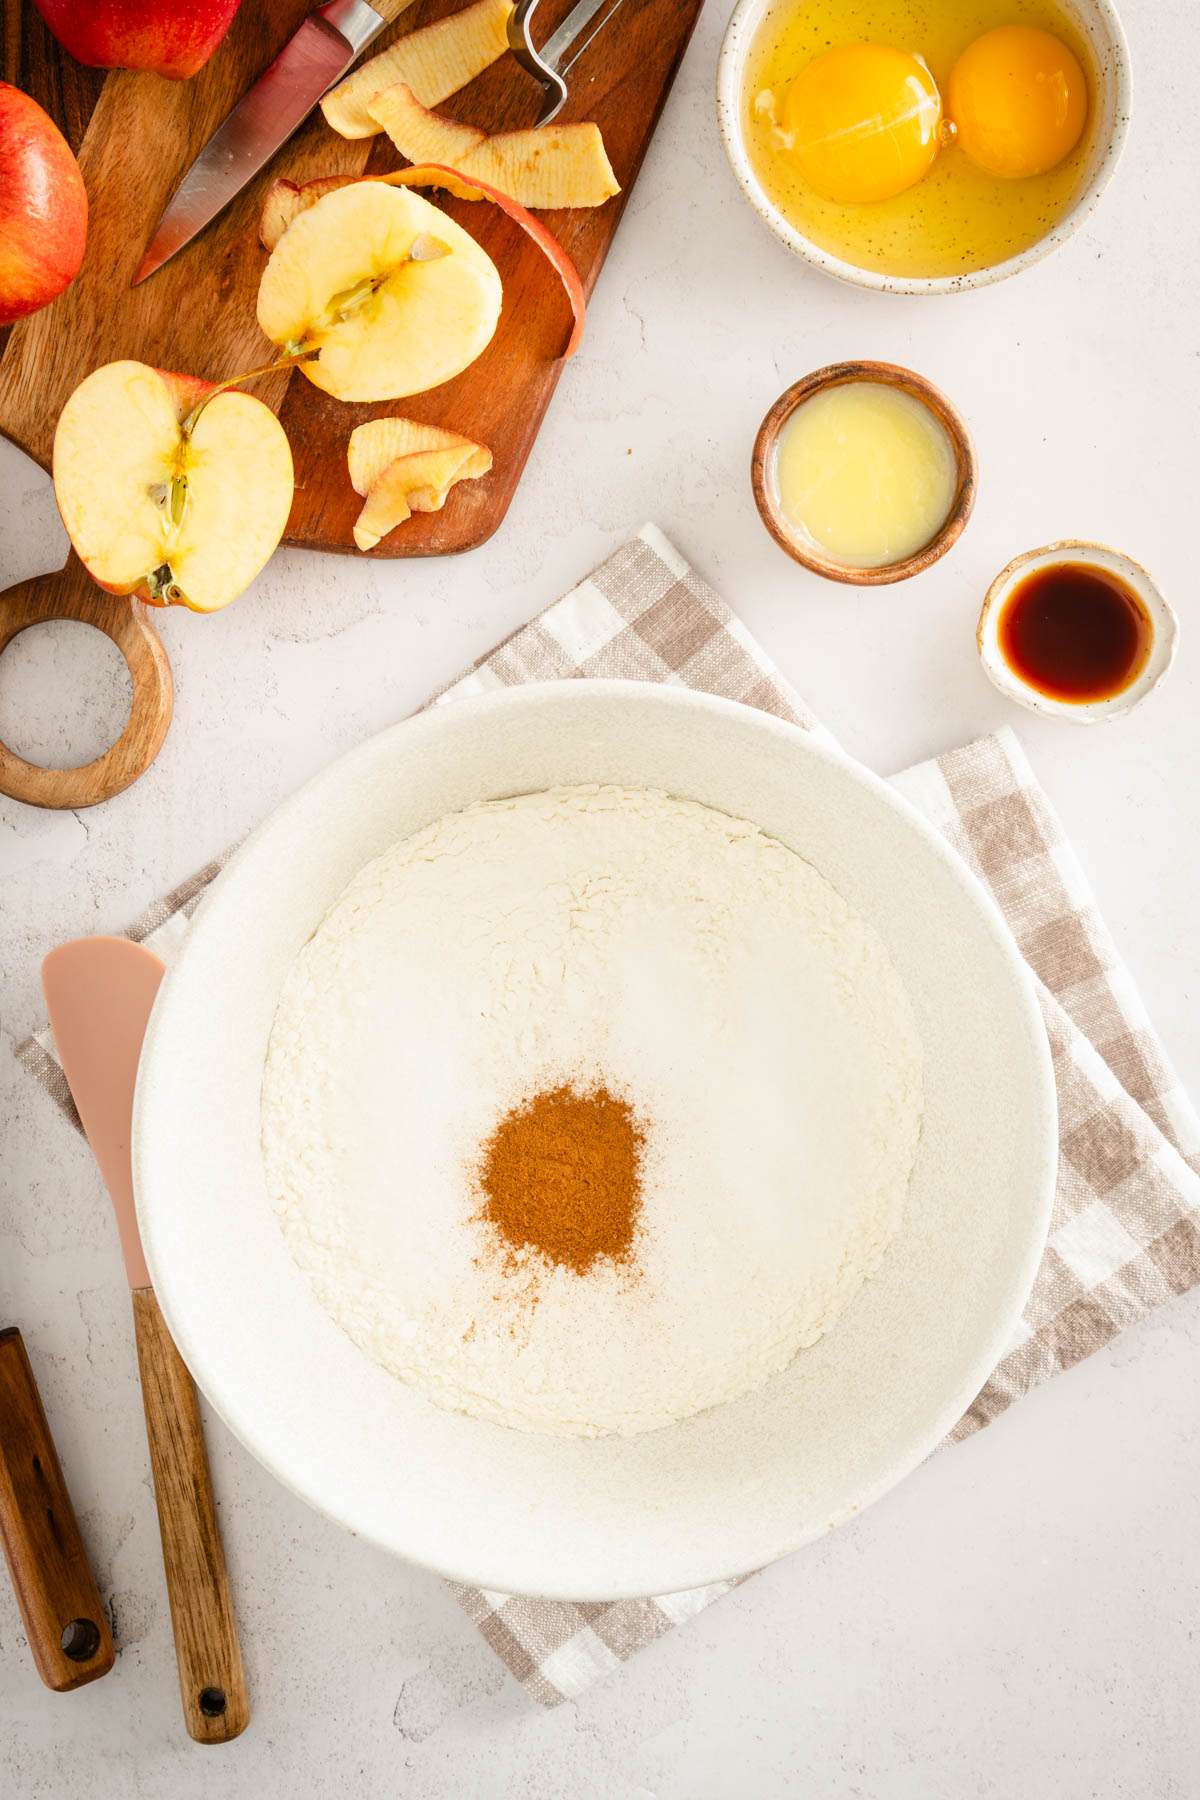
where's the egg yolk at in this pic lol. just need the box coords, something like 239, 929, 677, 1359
948, 26, 1087, 179
782, 44, 942, 204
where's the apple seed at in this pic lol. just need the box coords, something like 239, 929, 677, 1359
409, 233, 450, 263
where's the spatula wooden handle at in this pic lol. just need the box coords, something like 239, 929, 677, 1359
131, 1287, 249, 1743
0, 1326, 115, 1691
0, 554, 173, 811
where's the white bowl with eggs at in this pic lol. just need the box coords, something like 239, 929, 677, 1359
717, 0, 1132, 295
133, 682, 1056, 1599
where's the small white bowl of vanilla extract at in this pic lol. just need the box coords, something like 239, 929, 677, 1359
977, 542, 1178, 723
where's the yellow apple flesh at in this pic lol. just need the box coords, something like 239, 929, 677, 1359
53, 360, 294, 613
347, 415, 492, 550
256, 181, 502, 404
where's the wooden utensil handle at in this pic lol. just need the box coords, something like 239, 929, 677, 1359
0, 1326, 115, 1691
0, 553, 173, 811
364, 0, 419, 25
131, 1288, 249, 1744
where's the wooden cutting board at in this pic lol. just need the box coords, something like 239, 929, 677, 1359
0, 0, 704, 558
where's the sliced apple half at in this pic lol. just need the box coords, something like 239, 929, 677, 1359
53, 360, 294, 613
256, 180, 502, 403
321, 0, 512, 139
348, 415, 492, 549
368, 84, 620, 210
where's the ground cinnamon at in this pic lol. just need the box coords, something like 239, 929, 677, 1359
477, 1084, 644, 1276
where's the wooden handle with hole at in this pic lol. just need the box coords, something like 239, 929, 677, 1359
131, 1288, 249, 1744
0, 553, 173, 810
0, 1326, 115, 1691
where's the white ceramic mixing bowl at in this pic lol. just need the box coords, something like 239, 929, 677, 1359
134, 683, 1056, 1599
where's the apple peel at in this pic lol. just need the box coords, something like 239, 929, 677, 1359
368, 85, 620, 211
447, 124, 619, 211
321, 0, 511, 140
366, 82, 487, 168
348, 416, 491, 551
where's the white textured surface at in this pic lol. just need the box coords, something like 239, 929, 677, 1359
1, 0, 1197, 1788
262, 784, 923, 1438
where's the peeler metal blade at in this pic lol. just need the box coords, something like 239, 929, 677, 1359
508, 0, 629, 126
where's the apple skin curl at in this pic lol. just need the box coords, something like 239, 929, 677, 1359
0, 82, 88, 324
32, 0, 242, 79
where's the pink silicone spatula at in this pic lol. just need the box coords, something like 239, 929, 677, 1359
42, 937, 249, 1744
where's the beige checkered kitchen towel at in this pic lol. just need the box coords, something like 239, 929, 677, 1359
17, 525, 1200, 1707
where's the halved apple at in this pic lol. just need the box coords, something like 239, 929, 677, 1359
368, 84, 620, 210
321, 0, 512, 139
348, 415, 492, 549
256, 180, 502, 403
53, 360, 294, 613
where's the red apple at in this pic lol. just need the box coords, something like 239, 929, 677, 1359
33, 0, 242, 81
0, 83, 88, 326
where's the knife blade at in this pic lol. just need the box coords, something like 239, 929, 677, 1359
42, 938, 250, 1744
134, 0, 391, 287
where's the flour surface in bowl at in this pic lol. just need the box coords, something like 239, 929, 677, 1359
261, 785, 924, 1438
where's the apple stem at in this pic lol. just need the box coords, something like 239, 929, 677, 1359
179, 348, 318, 438
410, 233, 450, 264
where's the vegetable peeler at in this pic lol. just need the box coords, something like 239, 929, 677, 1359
509, 0, 630, 126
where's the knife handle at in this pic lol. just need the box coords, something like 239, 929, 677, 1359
131, 1288, 249, 1744
363, 0, 420, 24
0, 1327, 115, 1691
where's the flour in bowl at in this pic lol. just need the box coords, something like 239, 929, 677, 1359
261, 786, 923, 1437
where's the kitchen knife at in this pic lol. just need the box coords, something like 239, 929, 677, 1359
0, 1326, 115, 1691
134, 0, 415, 286
42, 939, 249, 1745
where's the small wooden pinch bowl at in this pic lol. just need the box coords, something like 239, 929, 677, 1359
751, 361, 977, 587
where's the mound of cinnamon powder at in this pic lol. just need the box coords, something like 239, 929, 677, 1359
477, 1084, 644, 1275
